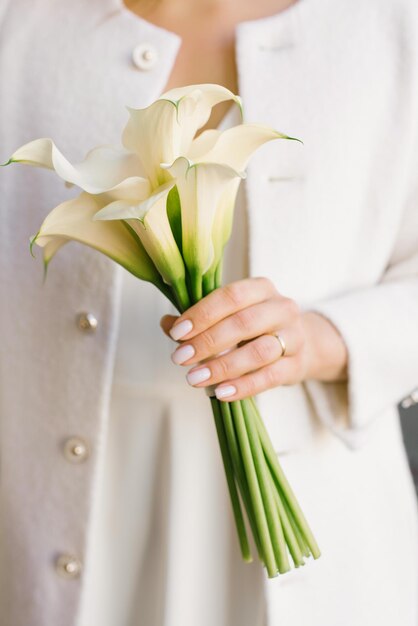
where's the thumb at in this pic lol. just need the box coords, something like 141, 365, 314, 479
160, 314, 179, 338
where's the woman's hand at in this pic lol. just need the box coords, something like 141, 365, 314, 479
160, 277, 348, 401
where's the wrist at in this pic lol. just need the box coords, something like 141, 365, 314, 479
301, 311, 348, 383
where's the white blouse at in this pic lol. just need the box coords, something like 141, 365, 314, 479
77, 104, 267, 626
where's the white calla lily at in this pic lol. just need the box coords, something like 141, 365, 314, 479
122, 100, 181, 189
197, 123, 301, 170
187, 129, 221, 160
32, 191, 161, 284
94, 181, 175, 221
162, 83, 242, 154
4, 139, 146, 194
161, 83, 241, 109
121, 84, 242, 189
36, 235, 68, 268
93, 182, 190, 309
103, 176, 152, 201
162, 156, 245, 300
190, 123, 301, 282
210, 177, 241, 271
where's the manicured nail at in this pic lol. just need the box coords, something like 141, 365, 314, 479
169, 319, 193, 341
215, 385, 236, 399
171, 344, 195, 365
186, 367, 211, 385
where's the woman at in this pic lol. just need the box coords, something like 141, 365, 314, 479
0, 0, 417, 624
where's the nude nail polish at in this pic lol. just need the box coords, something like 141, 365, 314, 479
215, 385, 236, 399
186, 367, 211, 385
169, 319, 193, 340
171, 344, 195, 365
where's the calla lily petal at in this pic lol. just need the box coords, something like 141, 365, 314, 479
41, 236, 68, 264
131, 190, 186, 289
122, 100, 180, 189
103, 176, 152, 202
94, 181, 185, 289
210, 178, 242, 271
93, 181, 175, 221
33, 192, 160, 283
8, 139, 144, 194
163, 156, 244, 278
197, 123, 301, 171
187, 129, 221, 160
163, 84, 242, 153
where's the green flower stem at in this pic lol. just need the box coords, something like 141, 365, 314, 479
171, 277, 191, 312
271, 480, 305, 567
240, 399, 290, 575
206, 250, 318, 573
210, 398, 252, 562
242, 398, 304, 567
230, 400, 277, 577
281, 492, 311, 559
202, 270, 215, 296
189, 268, 203, 303
220, 400, 263, 560
214, 257, 223, 289
250, 397, 321, 560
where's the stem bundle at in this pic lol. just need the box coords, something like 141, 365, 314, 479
211, 396, 320, 577
170, 261, 320, 578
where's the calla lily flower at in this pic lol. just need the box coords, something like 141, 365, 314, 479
5, 139, 148, 195
30, 191, 161, 285
195, 123, 301, 278
195, 123, 299, 170
162, 156, 245, 300
93, 181, 189, 308
161, 83, 243, 152
121, 83, 242, 188
161, 123, 300, 296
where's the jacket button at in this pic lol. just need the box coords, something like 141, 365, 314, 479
76, 312, 98, 332
63, 437, 89, 463
55, 554, 82, 579
132, 43, 158, 70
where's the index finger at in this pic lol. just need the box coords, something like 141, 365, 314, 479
168, 276, 276, 341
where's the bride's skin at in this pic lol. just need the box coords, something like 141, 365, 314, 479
126, 0, 348, 401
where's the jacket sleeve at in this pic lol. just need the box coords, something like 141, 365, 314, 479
302, 168, 418, 450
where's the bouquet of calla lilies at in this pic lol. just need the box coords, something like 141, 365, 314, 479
2, 84, 320, 577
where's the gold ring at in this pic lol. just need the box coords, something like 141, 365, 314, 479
272, 332, 286, 357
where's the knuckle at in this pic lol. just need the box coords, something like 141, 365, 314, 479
199, 330, 217, 352
251, 337, 273, 365
223, 282, 246, 309
215, 357, 230, 378
256, 276, 275, 294
264, 365, 279, 388
234, 308, 256, 333
240, 376, 256, 397
281, 297, 299, 319
197, 304, 214, 327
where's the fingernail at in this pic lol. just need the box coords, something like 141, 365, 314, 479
186, 367, 211, 385
169, 319, 193, 341
215, 385, 236, 399
171, 344, 195, 365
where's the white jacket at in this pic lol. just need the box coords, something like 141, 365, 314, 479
0, 0, 417, 624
